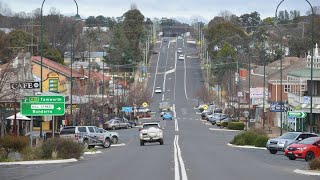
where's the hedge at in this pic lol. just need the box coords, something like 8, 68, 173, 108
42, 138, 83, 159
227, 122, 245, 130
0, 136, 29, 158
230, 130, 269, 147
221, 122, 229, 127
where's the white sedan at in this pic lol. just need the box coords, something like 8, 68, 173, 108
179, 54, 185, 60
155, 87, 162, 93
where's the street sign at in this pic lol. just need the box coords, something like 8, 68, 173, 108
270, 102, 285, 112
142, 102, 148, 108
122, 106, 133, 113
203, 105, 208, 110
250, 119, 256, 122
287, 112, 307, 118
10, 82, 40, 89
21, 95, 65, 116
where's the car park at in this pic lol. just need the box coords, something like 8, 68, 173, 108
139, 122, 164, 146
266, 132, 318, 154
285, 137, 320, 161
155, 87, 162, 93
162, 113, 173, 120
60, 126, 112, 149
99, 128, 119, 144
103, 119, 131, 130
178, 54, 185, 60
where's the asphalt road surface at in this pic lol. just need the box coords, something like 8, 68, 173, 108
0, 37, 318, 180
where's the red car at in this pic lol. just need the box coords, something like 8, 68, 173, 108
285, 137, 320, 161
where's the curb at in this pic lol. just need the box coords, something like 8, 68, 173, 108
111, 143, 126, 147
83, 150, 102, 155
294, 169, 320, 176
209, 128, 241, 132
0, 158, 77, 165
227, 143, 267, 150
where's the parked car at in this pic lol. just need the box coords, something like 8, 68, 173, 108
139, 122, 163, 146
103, 119, 131, 130
162, 113, 173, 120
121, 117, 137, 128
60, 126, 112, 149
285, 137, 320, 161
214, 114, 229, 126
266, 132, 318, 154
201, 109, 212, 120
99, 128, 119, 144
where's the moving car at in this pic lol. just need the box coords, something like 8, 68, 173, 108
99, 128, 119, 144
60, 126, 112, 149
159, 101, 171, 112
162, 113, 173, 120
177, 48, 182, 53
155, 87, 162, 93
178, 54, 185, 60
285, 137, 320, 161
266, 132, 318, 154
139, 122, 164, 146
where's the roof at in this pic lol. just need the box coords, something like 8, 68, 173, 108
32, 56, 82, 78
288, 68, 320, 78
269, 58, 306, 80
70, 61, 110, 69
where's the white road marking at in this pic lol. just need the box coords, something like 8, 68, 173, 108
196, 112, 202, 114
227, 143, 267, 150
174, 135, 188, 180
168, 41, 171, 48
205, 123, 211, 125
174, 135, 180, 180
0, 159, 78, 165
173, 104, 178, 132
167, 89, 171, 92
162, 94, 165, 101
111, 143, 126, 147
294, 169, 320, 176
210, 128, 241, 132
183, 56, 189, 100
169, 78, 172, 80
84, 150, 103, 154
151, 52, 161, 98
174, 51, 177, 100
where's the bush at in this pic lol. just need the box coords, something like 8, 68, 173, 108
221, 122, 229, 127
228, 122, 245, 130
254, 135, 269, 147
250, 128, 267, 136
309, 158, 320, 170
21, 146, 43, 161
230, 130, 269, 147
42, 138, 83, 159
0, 136, 29, 157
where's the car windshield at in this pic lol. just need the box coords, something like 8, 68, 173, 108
298, 137, 319, 144
143, 124, 159, 129
279, 133, 299, 140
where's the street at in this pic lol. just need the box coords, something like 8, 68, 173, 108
0, 37, 318, 180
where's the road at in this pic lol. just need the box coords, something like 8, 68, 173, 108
0, 37, 318, 180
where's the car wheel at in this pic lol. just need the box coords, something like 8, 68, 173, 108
126, 125, 129, 129
305, 151, 315, 161
140, 140, 144, 146
159, 139, 164, 145
88, 145, 95, 149
103, 138, 111, 148
112, 126, 116, 130
288, 156, 296, 160
131, 124, 135, 128
269, 149, 277, 154
112, 136, 118, 144
83, 140, 89, 149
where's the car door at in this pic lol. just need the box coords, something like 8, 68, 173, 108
87, 127, 97, 144
114, 120, 121, 128
94, 126, 104, 143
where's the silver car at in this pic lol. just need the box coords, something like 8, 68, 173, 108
104, 119, 131, 130
266, 132, 318, 154
99, 128, 119, 144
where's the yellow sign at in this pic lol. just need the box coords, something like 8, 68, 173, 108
48, 72, 59, 78
203, 105, 208, 110
142, 102, 148, 107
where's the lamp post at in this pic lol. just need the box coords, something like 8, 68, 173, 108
243, 110, 250, 131
40, 0, 80, 133
275, 0, 314, 134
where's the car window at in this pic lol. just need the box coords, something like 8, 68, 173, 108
60, 127, 75, 135
306, 134, 318, 138
143, 124, 159, 129
298, 137, 320, 144
88, 127, 95, 133
94, 127, 101, 133
279, 132, 299, 140
297, 134, 307, 140
78, 127, 87, 133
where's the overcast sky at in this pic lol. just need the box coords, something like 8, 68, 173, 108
3, 0, 320, 23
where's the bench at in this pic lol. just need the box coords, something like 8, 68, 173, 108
264, 127, 272, 134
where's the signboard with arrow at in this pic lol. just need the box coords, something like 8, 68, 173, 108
287, 111, 307, 118
21, 95, 65, 116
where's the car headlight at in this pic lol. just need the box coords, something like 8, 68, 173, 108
296, 147, 307, 150
278, 141, 287, 144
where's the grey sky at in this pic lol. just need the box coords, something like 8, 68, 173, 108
3, 0, 320, 23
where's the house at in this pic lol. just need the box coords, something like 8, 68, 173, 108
64, 51, 107, 64
286, 44, 320, 133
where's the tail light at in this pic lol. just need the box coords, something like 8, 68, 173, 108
75, 134, 79, 140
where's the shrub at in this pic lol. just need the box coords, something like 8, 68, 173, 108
221, 122, 229, 127
228, 122, 245, 130
309, 158, 320, 170
254, 135, 269, 147
0, 136, 29, 157
250, 128, 267, 136
21, 146, 43, 161
42, 138, 83, 159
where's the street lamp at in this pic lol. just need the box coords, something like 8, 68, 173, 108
40, 0, 80, 135
243, 110, 250, 131
275, 0, 314, 134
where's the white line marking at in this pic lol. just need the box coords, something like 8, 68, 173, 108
227, 143, 267, 150
151, 52, 161, 98
173, 104, 178, 132
111, 143, 126, 147
84, 150, 103, 154
175, 135, 188, 180
205, 123, 211, 125
209, 128, 241, 132
0, 158, 78, 165
174, 51, 177, 100
183, 39, 185, 47
184, 55, 189, 100
294, 169, 320, 176
162, 94, 165, 101
174, 135, 180, 180
168, 41, 171, 48
167, 89, 171, 92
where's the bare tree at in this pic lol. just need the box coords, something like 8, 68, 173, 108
195, 84, 217, 104
126, 83, 152, 107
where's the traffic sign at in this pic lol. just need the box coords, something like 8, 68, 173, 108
122, 106, 133, 113
10, 81, 40, 89
287, 112, 307, 118
142, 102, 148, 108
203, 105, 208, 110
21, 95, 65, 116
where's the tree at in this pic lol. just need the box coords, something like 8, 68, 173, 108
125, 83, 152, 108
239, 11, 261, 33
96, 15, 108, 26
195, 85, 216, 104
85, 16, 97, 26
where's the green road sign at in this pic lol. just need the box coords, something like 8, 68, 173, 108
21, 95, 65, 116
287, 111, 307, 118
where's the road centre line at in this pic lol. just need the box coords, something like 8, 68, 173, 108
173, 104, 178, 132
174, 135, 188, 180
151, 52, 161, 98
174, 135, 180, 180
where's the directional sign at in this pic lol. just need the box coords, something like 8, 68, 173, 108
287, 112, 307, 118
10, 82, 40, 89
142, 102, 148, 108
21, 95, 65, 116
122, 106, 133, 113
203, 105, 208, 110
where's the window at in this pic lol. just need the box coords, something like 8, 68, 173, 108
88, 127, 94, 133
301, 85, 306, 91
94, 127, 101, 133
284, 85, 291, 93
60, 127, 75, 135
78, 127, 87, 133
